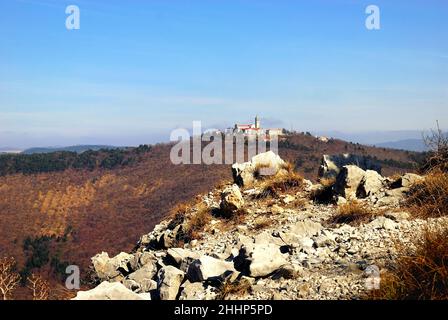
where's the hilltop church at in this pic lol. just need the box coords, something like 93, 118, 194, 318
232, 116, 283, 137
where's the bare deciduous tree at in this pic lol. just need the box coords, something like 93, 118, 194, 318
27, 274, 50, 300
422, 120, 448, 173
0, 257, 21, 300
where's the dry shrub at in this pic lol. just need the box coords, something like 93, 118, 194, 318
406, 170, 448, 218
26, 274, 50, 300
216, 279, 252, 300
183, 203, 211, 241
252, 216, 271, 231
256, 163, 303, 199
421, 121, 448, 173
0, 257, 21, 300
331, 200, 377, 226
368, 224, 448, 300
216, 208, 247, 233
167, 202, 191, 230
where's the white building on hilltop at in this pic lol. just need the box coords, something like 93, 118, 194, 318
231, 116, 283, 137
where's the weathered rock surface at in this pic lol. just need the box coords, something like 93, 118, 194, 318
81, 152, 443, 301
91, 252, 134, 281
187, 255, 236, 282
126, 263, 158, 292
220, 184, 244, 213
357, 170, 385, 198
334, 165, 366, 200
318, 154, 381, 178
157, 265, 185, 300
237, 243, 288, 277
73, 281, 150, 300
232, 151, 285, 187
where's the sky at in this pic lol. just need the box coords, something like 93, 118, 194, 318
0, 0, 447, 148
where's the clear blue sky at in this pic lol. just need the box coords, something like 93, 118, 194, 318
0, 0, 447, 148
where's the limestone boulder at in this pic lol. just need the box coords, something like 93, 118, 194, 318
236, 243, 287, 278
232, 151, 286, 187
91, 252, 134, 281
73, 281, 150, 300
157, 265, 185, 300
318, 154, 381, 179
357, 170, 385, 198
167, 248, 201, 272
179, 280, 217, 300
220, 184, 244, 213
126, 263, 158, 292
333, 165, 366, 200
187, 255, 236, 282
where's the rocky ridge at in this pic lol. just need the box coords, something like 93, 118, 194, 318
74, 151, 447, 300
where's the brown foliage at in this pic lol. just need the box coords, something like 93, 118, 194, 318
0, 135, 421, 298
406, 170, 448, 218
252, 216, 271, 231
331, 200, 377, 226
368, 224, 448, 300
183, 203, 212, 241
216, 279, 252, 300
256, 163, 304, 199
0, 257, 21, 300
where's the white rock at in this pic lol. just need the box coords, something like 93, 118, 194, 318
73, 281, 149, 300
358, 170, 385, 198
127, 263, 158, 292
239, 243, 288, 278
220, 184, 244, 213
91, 252, 134, 281
157, 266, 185, 300
187, 255, 236, 282
334, 165, 366, 200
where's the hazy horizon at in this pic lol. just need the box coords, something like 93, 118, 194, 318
0, 128, 438, 151
1, 0, 447, 149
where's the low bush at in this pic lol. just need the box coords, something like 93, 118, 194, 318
368, 224, 448, 300
405, 170, 448, 218
331, 200, 377, 226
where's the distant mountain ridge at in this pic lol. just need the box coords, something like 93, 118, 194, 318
375, 139, 429, 152
22, 145, 124, 154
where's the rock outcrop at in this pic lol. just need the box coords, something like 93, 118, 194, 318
91, 252, 134, 282
333, 165, 366, 200
157, 266, 185, 300
318, 154, 381, 179
76, 151, 444, 300
232, 151, 286, 187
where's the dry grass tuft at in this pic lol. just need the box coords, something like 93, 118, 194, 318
252, 216, 271, 231
331, 200, 377, 226
255, 163, 303, 199
182, 203, 211, 241
320, 177, 336, 188
216, 279, 252, 300
405, 170, 448, 218
215, 208, 248, 233
367, 223, 448, 300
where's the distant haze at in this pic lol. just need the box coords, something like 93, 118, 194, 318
1, 1, 447, 150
